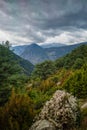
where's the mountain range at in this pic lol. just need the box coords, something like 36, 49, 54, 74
12, 42, 87, 64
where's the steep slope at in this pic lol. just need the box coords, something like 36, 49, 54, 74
0, 45, 34, 75
21, 43, 49, 64
13, 54, 34, 75
45, 42, 87, 60
12, 45, 28, 55
55, 44, 87, 69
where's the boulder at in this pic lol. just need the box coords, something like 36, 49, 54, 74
30, 90, 80, 130
29, 119, 56, 130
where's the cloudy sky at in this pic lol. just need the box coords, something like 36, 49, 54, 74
0, 0, 87, 45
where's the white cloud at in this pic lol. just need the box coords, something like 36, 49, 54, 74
0, 30, 32, 45
45, 29, 87, 45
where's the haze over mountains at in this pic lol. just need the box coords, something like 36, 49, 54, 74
12, 42, 87, 65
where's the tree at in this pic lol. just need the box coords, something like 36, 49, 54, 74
32, 61, 56, 80
5, 40, 11, 49
1, 40, 11, 49
0, 44, 23, 105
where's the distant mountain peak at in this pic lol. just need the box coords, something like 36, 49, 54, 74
30, 43, 38, 46
29, 43, 41, 48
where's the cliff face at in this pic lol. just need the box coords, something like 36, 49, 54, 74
29, 90, 80, 130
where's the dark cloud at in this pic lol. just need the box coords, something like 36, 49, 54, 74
0, 0, 87, 45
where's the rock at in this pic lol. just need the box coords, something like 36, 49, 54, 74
29, 119, 56, 130
30, 90, 80, 130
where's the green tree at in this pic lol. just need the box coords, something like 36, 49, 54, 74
32, 61, 56, 80
73, 58, 83, 69
0, 44, 23, 105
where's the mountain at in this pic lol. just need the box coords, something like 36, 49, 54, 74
12, 43, 66, 57
41, 43, 66, 48
20, 43, 49, 64
12, 45, 28, 55
45, 44, 79, 60
12, 42, 87, 64
45, 42, 87, 60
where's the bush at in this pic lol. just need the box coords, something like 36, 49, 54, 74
0, 90, 35, 130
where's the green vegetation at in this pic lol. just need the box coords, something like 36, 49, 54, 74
55, 44, 87, 69
0, 42, 34, 106
0, 44, 23, 105
0, 90, 35, 130
0, 43, 87, 130
63, 64, 87, 98
32, 60, 56, 80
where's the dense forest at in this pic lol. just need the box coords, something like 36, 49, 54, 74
0, 42, 87, 130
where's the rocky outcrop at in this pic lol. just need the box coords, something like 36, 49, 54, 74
29, 90, 80, 130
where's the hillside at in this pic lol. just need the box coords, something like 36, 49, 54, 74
45, 44, 79, 60
12, 45, 28, 55
28, 44, 87, 129
0, 44, 87, 130
55, 44, 87, 69
0, 44, 34, 106
32, 44, 87, 80
0, 45, 34, 75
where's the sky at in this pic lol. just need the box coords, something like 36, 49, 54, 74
0, 0, 87, 45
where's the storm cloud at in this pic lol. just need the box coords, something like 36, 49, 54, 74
0, 0, 87, 45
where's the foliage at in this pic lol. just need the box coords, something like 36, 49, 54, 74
0, 43, 87, 130
31, 45, 87, 81
55, 45, 87, 70
0, 90, 35, 130
32, 60, 56, 80
0, 43, 33, 106
27, 78, 58, 113
63, 64, 87, 98
0, 44, 22, 105
0, 44, 23, 87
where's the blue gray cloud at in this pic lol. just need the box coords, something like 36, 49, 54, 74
0, 0, 87, 45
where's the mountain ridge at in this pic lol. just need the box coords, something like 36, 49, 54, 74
12, 42, 87, 64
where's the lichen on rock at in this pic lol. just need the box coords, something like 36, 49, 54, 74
29, 90, 80, 130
